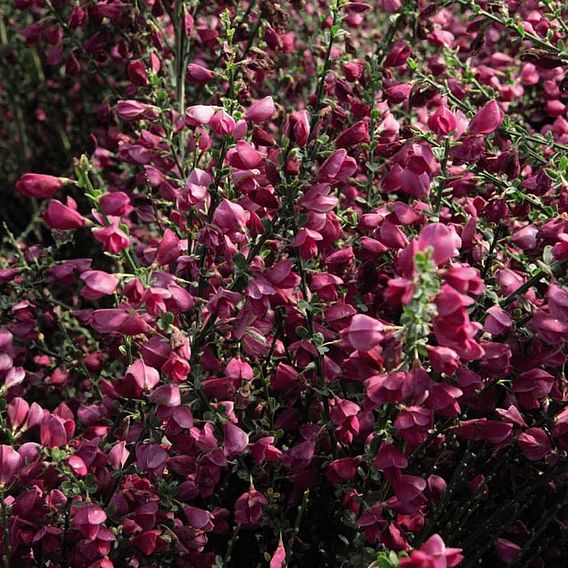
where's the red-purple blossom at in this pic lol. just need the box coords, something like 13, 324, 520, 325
44, 197, 87, 229
234, 487, 268, 527
72, 502, 107, 540
245, 96, 275, 123
4, 2, 568, 565
518, 428, 552, 461
400, 534, 463, 567
16, 173, 72, 199
468, 100, 503, 135
341, 314, 384, 352
0, 445, 23, 486
428, 105, 457, 135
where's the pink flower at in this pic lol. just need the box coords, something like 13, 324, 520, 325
68, 454, 88, 477
318, 149, 358, 182
154, 228, 181, 265
417, 223, 462, 266
494, 538, 521, 564
149, 384, 181, 407
16, 173, 71, 199
245, 96, 275, 122
366, 373, 405, 406
92, 218, 130, 253
281, 440, 315, 471
90, 309, 149, 335
136, 443, 168, 476
343, 60, 365, 81
133, 530, 164, 555
326, 457, 360, 483
249, 437, 282, 464
384, 40, 411, 67
341, 314, 384, 351
80, 270, 118, 300
400, 534, 463, 567
529, 309, 568, 344
484, 306, 513, 336
548, 284, 568, 321
513, 369, 555, 409
185, 105, 215, 126
468, 100, 503, 135
227, 140, 264, 169
375, 444, 408, 470
518, 427, 552, 461
269, 537, 286, 568
212, 199, 250, 233
428, 346, 460, 375
125, 359, 160, 391
287, 109, 310, 146
128, 59, 148, 85
223, 422, 249, 458
444, 264, 484, 296
234, 487, 268, 526
0, 445, 23, 485
40, 414, 69, 448
108, 441, 130, 470
116, 100, 158, 121
336, 120, 370, 148
44, 197, 87, 229
187, 62, 215, 83
210, 110, 236, 136
100, 192, 132, 216
293, 228, 323, 259
428, 106, 457, 135
72, 503, 107, 540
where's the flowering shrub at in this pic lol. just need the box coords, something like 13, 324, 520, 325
3, 0, 568, 566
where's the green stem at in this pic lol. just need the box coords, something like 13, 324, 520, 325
286, 489, 310, 566
306, 4, 340, 157
434, 136, 451, 213
223, 523, 240, 566
500, 258, 568, 308
1, 490, 9, 568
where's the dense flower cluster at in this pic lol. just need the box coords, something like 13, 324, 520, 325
2, 0, 568, 566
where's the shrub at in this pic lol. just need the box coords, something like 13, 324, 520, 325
2, 0, 568, 566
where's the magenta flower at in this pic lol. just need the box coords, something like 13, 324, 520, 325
80, 270, 119, 300
234, 487, 268, 527
245, 96, 275, 122
227, 140, 264, 169
341, 314, 384, 351
400, 534, 463, 567
468, 100, 503, 135
417, 223, 462, 266
210, 109, 236, 136
100, 191, 132, 217
518, 428, 552, 461
187, 62, 215, 83
44, 197, 87, 229
116, 100, 158, 121
92, 217, 130, 253
40, 414, 69, 448
16, 173, 71, 199
269, 537, 286, 568
428, 106, 457, 135
136, 443, 168, 476
223, 422, 249, 459
185, 104, 215, 126
125, 359, 160, 392
0, 445, 23, 486
212, 199, 250, 234
336, 120, 370, 147
286, 109, 310, 146
72, 502, 107, 540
